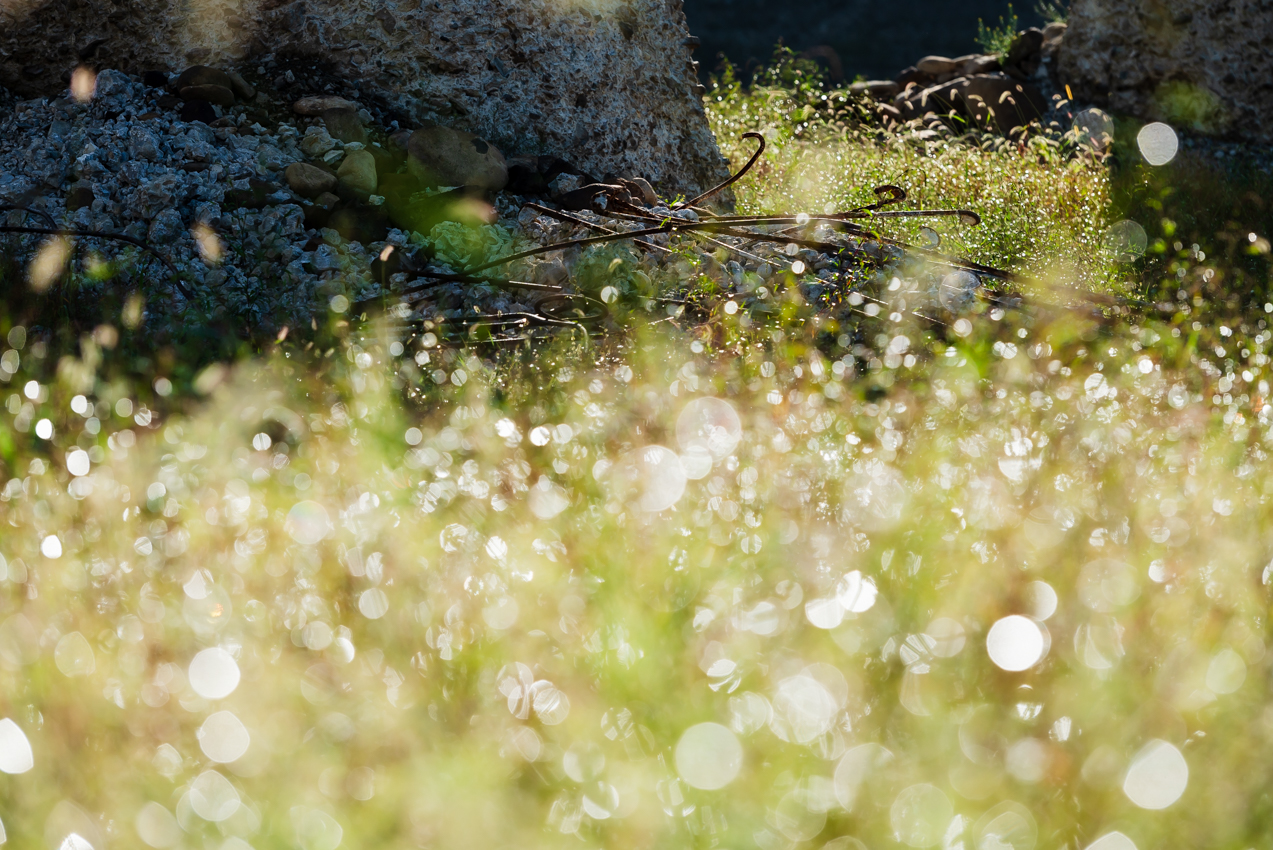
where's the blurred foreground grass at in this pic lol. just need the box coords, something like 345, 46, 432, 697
2, 59, 1273, 850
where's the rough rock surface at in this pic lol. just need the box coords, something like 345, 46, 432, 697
0, 0, 730, 196
1059, 0, 1273, 140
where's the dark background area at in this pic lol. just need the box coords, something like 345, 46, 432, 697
681, 0, 1045, 83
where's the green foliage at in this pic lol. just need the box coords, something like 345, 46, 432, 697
976, 3, 1021, 56
572, 244, 654, 300
427, 221, 519, 269
1034, 0, 1069, 23
1154, 80, 1229, 133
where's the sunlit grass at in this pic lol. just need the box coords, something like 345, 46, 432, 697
2, 55, 1273, 850
705, 55, 1114, 292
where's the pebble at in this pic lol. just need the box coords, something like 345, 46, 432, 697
322, 107, 367, 145
915, 56, 958, 76
293, 96, 360, 116
285, 162, 338, 198
407, 125, 508, 190
337, 150, 378, 195
300, 126, 337, 158
173, 66, 235, 93
180, 84, 235, 107
226, 71, 256, 101
850, 80, 901, 100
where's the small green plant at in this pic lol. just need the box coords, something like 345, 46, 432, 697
976, 3, 1021, 55
1034, 0, 1068, 22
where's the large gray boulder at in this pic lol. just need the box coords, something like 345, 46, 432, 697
1059, 0, 1273, 141
0, 0, 730, 196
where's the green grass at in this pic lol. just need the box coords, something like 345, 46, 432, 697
976, 4, 1022, 56
1, 56, 1273, 850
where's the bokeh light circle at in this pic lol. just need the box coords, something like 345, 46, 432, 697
1123, 739, 1188, 809
975, 800, 1038, 850
135, 802, 181, 849
939, 270, 979, 312
675, 722, 743, 790
890, 783, 953, 848
189, 770, 240, 821
1085, 832, 1138, 850
0, 718, 34, 774
1137, 122, 1179, 166
197, 711, 250, 763
286, 501, 331, 545
834, 743, 894, 811
1073, 107, 1115, 150
1104, 220, 1148, 263
188, 648, 240, 700
611, 445, 687, 512
986, 616, 1046, 671
676, 397, 742, 461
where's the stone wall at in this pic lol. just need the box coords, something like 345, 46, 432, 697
0, 0, 730, 195
1059, 0, 1273, 141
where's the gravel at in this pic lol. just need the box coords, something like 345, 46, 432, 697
0, 70, 541, 338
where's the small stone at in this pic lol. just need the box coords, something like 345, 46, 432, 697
366, 144, 399, 177
148, 208, 185, 244
173, 65, 234, 93
387, 129, 412, 151
337, 149, 377, 195
850, 80, 901, 100
533, 259, 568, 287
128, 124, 161, 161
179, 99, 217, 124
285, 162, 338, 198
300, 125, 337, 158
408, 125, 507, 190
916, 56, 958, 76
181, 84, 235, 107
957, 55, 1001, 77
895, 66, 930, 87
310, 243, 341, 271
66, 184, 95, 211
328, 204, 389, 245
293, 95, 359, 115
322, 107, 367, 144
623, 176, 658, 206
1042, 21, 1067, 41
1003, 28, 1045, 78
226, 70, 255, 101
